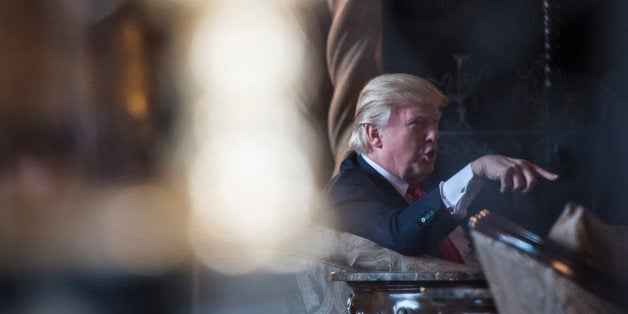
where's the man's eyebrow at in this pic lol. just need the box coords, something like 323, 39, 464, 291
410, 113, 441, 121
405, 115, 428, 126
408, 115, 427, 122
405, 114, 441, 126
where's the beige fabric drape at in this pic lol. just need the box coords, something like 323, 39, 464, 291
326, 0, 383, 173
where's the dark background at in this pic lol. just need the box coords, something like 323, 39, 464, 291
382, 0, 628, 232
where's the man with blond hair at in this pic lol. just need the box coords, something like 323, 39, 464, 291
314, 73, 558, 260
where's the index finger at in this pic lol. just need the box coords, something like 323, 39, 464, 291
533, 165, 559, 181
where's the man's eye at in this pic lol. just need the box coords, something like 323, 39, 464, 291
410, 118, 438, 130
408, 118, 439, 131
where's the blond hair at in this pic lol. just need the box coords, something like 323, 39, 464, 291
348, 73, 449, 154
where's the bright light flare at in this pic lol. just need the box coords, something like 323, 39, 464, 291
185, 0, 315, 274
189, 136, 311, 240
189, 1, 303, 95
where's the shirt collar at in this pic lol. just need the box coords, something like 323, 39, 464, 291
361, 154, 409, 197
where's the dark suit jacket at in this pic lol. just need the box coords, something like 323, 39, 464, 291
313, 152, 465, 256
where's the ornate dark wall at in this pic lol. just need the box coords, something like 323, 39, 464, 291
383, 0, 628, 230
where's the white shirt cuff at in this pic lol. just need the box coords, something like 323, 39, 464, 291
439, 164, 485, 219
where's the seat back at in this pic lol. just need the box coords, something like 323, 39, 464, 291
469, 210, 627, 313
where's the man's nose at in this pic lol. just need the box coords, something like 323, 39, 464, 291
425, 124, 438, 143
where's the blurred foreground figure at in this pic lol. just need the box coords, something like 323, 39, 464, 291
313, 73, 559, 261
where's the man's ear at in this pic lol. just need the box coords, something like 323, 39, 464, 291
365, 124, 383, 149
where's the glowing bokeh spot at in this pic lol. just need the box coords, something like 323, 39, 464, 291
185, 0, 314, 274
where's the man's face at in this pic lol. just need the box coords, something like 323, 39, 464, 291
375, 102, 440, 184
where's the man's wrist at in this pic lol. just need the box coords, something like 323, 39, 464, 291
440, 163, 486, 219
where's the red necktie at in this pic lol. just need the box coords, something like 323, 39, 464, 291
407, 184, 465, 264
406, 184, 425, 201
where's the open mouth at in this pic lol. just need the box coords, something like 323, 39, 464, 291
424, 149, 437, 161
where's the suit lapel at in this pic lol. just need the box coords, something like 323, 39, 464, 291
356, 154, 409, 206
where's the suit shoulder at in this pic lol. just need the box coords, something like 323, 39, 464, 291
325, 166, 373, 194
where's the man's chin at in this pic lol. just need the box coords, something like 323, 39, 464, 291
408, 167, 434, 184
416, 163, 434, 182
